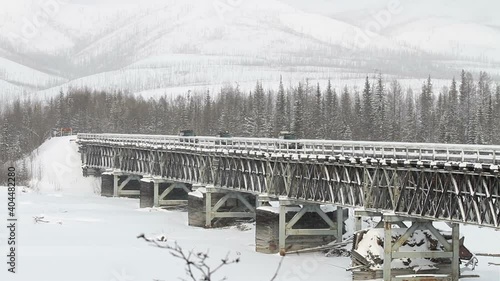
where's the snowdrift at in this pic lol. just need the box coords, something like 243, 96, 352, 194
26, 136, 100, 195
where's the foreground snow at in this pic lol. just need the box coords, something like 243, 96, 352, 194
0, 192, 352, 281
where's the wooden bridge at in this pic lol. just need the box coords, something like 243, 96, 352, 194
77, 133, 500, 229
77, 133, 500, 281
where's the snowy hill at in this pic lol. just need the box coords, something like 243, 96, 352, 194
1, 0, 500, 102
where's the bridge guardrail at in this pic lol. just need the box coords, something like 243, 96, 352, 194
76, 133, 500, 165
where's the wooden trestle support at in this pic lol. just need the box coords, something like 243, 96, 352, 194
140, 178, 191, 207
278, 199, 345, 256
204, 187, 256, 228
101, 171, 141, 197
354, 210, 460, 281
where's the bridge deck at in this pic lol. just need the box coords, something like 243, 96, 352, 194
77, 133, 500, 229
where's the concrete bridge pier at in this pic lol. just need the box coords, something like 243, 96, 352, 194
100, 171, 141, 197
255, 199, 347, 255
139, 178, 191, 208
188, 186, 256, 228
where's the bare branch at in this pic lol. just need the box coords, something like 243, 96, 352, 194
269, 255, 285, 281
137, 233, 240, 281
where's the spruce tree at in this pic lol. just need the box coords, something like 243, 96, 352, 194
373, 73, 386, 141
362, 77, 373, 140
340, 86, 352, 136
485, 96, 494, 144
353, 92, 363, 140
459, 70, 474, 143
387, 80, 402, 141
446, 78, 459, 143
495, 85, 500, 143
402, 89, 417, 142
275, 77, 287, 135
293, 83, 305, 138
324, 80, 338, 139
203, 91, 213, 135
419, 76, 433, 142
313, 83, 323, 138
253, 81, 266, 137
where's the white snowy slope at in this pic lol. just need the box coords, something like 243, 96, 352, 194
26, 136, 100, 194
0, 80, 25, 108
0, 57, 67, 88
1, 0, 500, 102
389, 18, 500, 61
325, 0, 500, 61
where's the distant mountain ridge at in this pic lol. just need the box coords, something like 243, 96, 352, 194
1, 0, 499, 103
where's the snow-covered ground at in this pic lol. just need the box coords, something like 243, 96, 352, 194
0, 136, 499, 281
0, 192, 349, 281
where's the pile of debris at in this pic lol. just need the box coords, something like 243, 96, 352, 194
350, 228, 475, 280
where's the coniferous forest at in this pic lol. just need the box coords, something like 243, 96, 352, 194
1, 70, 500, 168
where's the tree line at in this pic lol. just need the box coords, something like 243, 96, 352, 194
1, 70, 500, 168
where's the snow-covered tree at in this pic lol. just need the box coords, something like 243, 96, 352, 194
373, 74, 386, 141
275, 77, 287, 135
361, 77, 373, 140
293, 83, 305, 138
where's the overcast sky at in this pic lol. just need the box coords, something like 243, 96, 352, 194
281, 0, 499, 23
3, 0, 499, 28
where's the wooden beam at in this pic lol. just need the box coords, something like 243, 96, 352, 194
287, 229, 337, 236
212, 212, 255, 218
392, 251, 453, 259
425, 222, 452, 252
392, 222, 421, 252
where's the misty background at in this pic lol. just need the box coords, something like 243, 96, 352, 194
1, 0, 500, 105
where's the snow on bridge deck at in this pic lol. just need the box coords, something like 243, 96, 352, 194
78, 133, 500, 167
